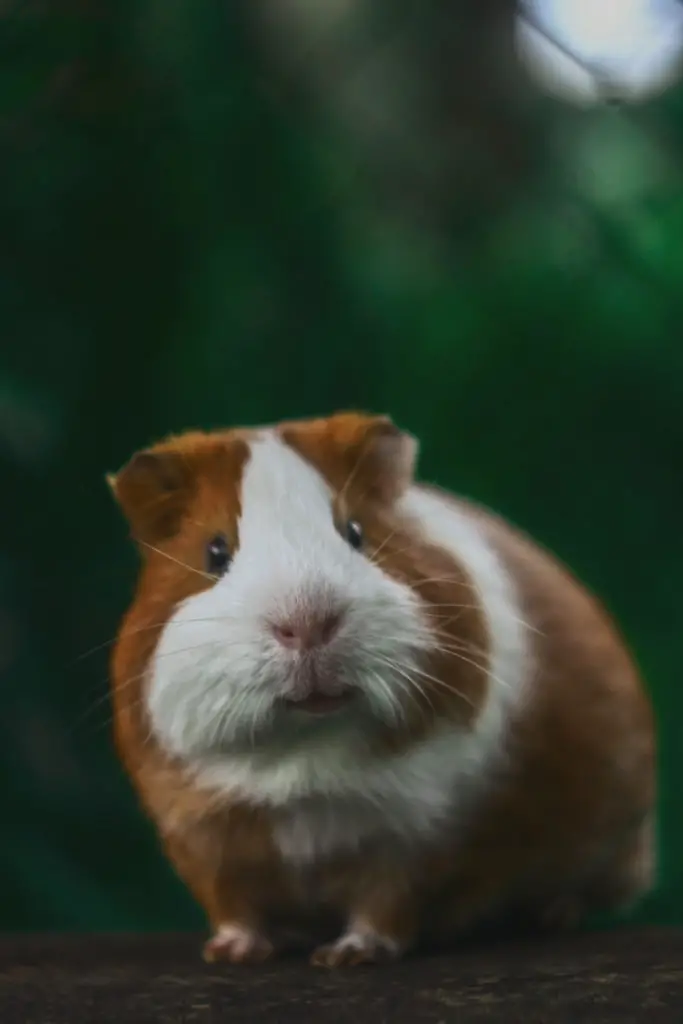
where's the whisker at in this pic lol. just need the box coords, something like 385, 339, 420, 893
428, 602, 483, 614
433, 609, 474, 633
429, 629, 491, 660
367, 667, 421, 724
69, 615, 252, 666
431, 642, 489, 669
365, 556, 541, 640
371, 543, 423, 568
368, 629, 486, 661
140, 541, 215, 582
339, 444, 373, 504
431, 604, 541, 636
376, 571, 538, 637
372, 654, 479, 712
368, 528, 400, 564
370, 631, 501, 701
70, 639, 233, 734
69, 690, 145, 740
370, 622, 489, 655
375, 665, 430, 719
428, 642, 513, 693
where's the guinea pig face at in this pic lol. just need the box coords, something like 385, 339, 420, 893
111, 415, 437, 761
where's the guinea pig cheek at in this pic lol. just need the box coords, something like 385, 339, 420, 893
144, 578, 281, 760
331, 566, 436, 726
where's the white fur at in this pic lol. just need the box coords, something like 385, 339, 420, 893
315, 926, 402, 963
146, 435, 530, 866
397, 486, 531, 774
205, 923, 271, 962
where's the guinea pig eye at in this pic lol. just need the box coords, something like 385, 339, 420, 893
206, 534, 231, 577
345, 519, 363, 550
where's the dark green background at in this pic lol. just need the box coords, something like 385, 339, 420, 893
1, 2, 681, 931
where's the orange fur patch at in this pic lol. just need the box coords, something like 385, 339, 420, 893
110, 431, 250, 772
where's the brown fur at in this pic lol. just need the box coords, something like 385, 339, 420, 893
423, 493, 656, 931
108, 413, 656, 966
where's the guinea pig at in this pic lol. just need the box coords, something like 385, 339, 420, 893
108, 411, 656, 967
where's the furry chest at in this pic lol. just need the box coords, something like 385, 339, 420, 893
270, 784, 453, 866
195, 723, 497, 867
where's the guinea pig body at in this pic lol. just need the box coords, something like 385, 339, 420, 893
109, 412, 655, 967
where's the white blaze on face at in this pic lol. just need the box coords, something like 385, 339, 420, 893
231, 432, 355, 614
145, 432, 430, 762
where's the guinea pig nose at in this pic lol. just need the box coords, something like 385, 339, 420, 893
271, 612, 342, 651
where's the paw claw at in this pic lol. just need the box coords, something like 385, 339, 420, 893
203, 924, 274, 965
311, 932, 401, 968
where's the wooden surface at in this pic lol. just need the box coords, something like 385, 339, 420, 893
0, 928, 682, 1023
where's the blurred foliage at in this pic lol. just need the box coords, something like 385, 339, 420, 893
0, 0, 681, 931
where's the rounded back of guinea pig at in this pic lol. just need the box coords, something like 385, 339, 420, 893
109, 412, 490, 768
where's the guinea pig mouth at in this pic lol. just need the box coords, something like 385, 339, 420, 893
281, 689, 356, 715
280, 664, 357, 715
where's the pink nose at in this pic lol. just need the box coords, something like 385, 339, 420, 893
271, 612, 342, 650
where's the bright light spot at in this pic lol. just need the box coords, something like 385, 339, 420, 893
517, 0, 683, 104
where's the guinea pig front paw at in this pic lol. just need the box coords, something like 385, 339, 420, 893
202, 923, 274, 965
310, 930, 402, 968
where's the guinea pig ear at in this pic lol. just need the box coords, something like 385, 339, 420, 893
321, 412, 418, 502
107, 448, 192, 544
358, 416, 419, 501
